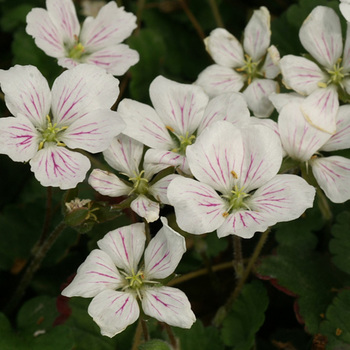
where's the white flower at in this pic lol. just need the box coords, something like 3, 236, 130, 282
279, 6, 350, 134
62, 218, 196, 337
118, 75, 251, 175
26, 0, 139, 75
88, 134, 179, 222
0, 64, 125, 189
274, 97, 350, 203
167, 121, 315, 238
340, 0, 350, 22
195, 7, 280, 118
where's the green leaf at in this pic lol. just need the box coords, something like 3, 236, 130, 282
221, 280, 268, 349
0, 4, 32, 31
320, 289, 350, 349
174, 319, 224, 350
138, 339, 171, 350
330, 211, 350, 275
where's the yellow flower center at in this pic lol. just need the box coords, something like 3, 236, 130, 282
38, 115, 67, 150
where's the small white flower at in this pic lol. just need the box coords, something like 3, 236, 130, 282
167, 121, 315, 238
26, 0, 139, 75
118, 75, 251, 175
195, 7, 280, 118
0, 64, 125, 189
88, 134, 179, 223
279, 6, 350, 134
62, 218, 196, 337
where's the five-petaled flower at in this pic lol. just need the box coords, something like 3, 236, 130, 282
26, 0, 139, 75
195, 7, 280, 118
61, 218, 196, 337
279, 6, 350, 134
0, 64, 125, 189
167, 121, 315, 238
88, 134, 179, 222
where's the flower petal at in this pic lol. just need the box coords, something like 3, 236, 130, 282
340, 1, 350, 22
269, 92, 304, 112
103, 134, 143, 177
279, 55, 327, 95
149, 76, 209, 136
311, 156, 350, 203
97, 222, 146, 274
321, 105, 350, 151
262, 45, 280, 79
30, 145, 90, 189
204, 28, 244, 67
51, 64, 120, 126
141, 286, 195, 328
195, 64, 245, 97
130, 195, 160, 223
144, 217, 186, 279
278, 101, 331, 162
61, 249, 124, 298
80, 1, 137, 50
118, 99, 174, 150
149, 174, 181, 205
301, 86, 338, 134
61, 110, 125, 153
167, 177, 226, 235
0, 65, 51, 128
88, 289, 139, 338
0, 116, 40, 162
88, 169, 130, 197
85, 44, 139, 76
342, 24, 350, 72
299, 6, 342, 69
243, 78, 278, 118
243, 6, 271, 61
197, 92, 250, 135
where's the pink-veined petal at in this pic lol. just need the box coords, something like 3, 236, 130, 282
299, 6, 342, 69
301, 86, 338, 134
279, 55, 327, 95
144, 149, 190, 175
130, 195, 160, 223
0, 116, 40, 162
311, 156, 350, 203
88, 169, 131, 197
46, 0, 80, 43
144, 217, 186, 279
262, 45, 280, 79
321, 105, 350, 151
103, 134, 143, 177
97, 222, 146, 274
237, 124, 282, 192
118, 99, 174, 150
0, 65, 51, 128
57, 57, 79, 70
51, 64, 120, 126
88, 289, 139, 338
187, 121, 244, 193
195, 64, 245, 98
269, 92, 304, 112
149, 174, 181, 205
26, 8, 67, 59
340, 1, 350, 22
167, 177, 226, 235
150, 76, 209, 136
243, 6, 271, 61
61, 249, 124, 298
342, 24, 350, 72
61, 110, 125, 153
141, 286, 195, 328
243, 78, 278, 118
278, 101, 331, 162
80, 2, 137, 50
197, 92, 250, 135
85, 44, 139, 76
204, 28, 245, 68
30, 145, 90, 189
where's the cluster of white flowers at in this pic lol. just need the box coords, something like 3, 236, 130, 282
0, 0, 349, 339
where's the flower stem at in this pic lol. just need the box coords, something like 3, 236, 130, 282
164, 323, 178, 349
213, 228, 270, 327
178, 0, 206, 40
208, 0, 224, 27
233, 236, 244, 280
5, 221, 67, 315
131, 319, 143, 350
141, 318, 149, 341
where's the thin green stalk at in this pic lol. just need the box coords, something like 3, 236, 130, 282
213, 229, 270, 327
233, 236, 244, 280
141, 318, 149, 341
178, 0, 206, 40
136, 0, 146, 33
131, 319, 143, 350
208, 0, 224, 27
5, 222, 67, 315
164, 323, 178, 349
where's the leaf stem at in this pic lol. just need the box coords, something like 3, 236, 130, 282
208, 0, 224, 27
178, 0, 206, 40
